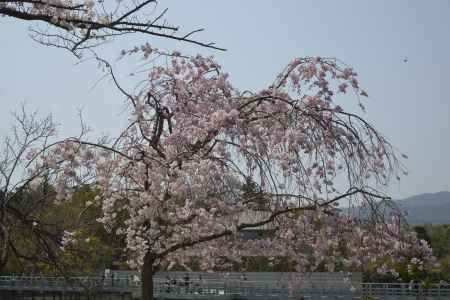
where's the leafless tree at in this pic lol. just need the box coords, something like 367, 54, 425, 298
0, 106, 64, 273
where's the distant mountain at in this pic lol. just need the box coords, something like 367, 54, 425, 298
396, 191, 450, 225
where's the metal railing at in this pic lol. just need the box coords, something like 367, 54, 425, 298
361, 282, 450, 298
0, 276, 449, 299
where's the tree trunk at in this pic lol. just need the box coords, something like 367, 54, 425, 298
141, 254, 154, 300
0, 223, 9, 273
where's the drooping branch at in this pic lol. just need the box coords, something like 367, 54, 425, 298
154, 187, 390, 260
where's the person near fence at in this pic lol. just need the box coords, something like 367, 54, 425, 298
196, 275, 203, 294
183, 273, 191, 293
165, 275, 171, 294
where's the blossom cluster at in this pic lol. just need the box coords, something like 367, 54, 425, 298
2, 0, 102, 31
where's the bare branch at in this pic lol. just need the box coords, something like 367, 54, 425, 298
1, 0, 225, 57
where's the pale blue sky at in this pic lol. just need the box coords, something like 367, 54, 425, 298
1, 0, 449, 199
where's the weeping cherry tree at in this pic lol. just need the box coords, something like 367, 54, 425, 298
30, 51, 435, 300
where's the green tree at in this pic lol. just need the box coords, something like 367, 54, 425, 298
3, 185, 126, 276
414, 226, 431, 245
